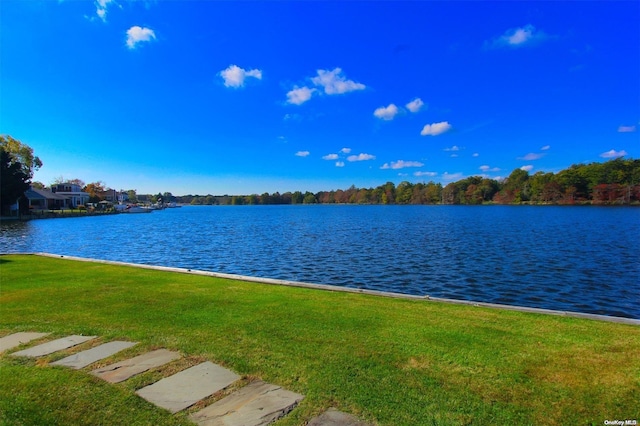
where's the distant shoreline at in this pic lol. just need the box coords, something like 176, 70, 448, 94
2, 202, 639, 223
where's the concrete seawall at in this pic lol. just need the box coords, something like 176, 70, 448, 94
21, 252, 640, 326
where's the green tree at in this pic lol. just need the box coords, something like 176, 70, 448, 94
395, 181, 413, 204
556, 165, 589, 201
291, 191, 304, 204
423, 182, 442, 204
260, 192, 272, 204
1, 149, 30, 215
163, 192, 174, 203
529, 172, 554, 203
497, 168, 530, 203
302, 191, 317, 204
382, 182, 395, 204
356, 188, 371, 204
245, 194, 259, 205
0, 135, 42, 180
126, 190, 138, 204
479, 178, 499, 202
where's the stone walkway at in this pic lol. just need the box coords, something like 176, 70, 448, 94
1, 331, 369, 425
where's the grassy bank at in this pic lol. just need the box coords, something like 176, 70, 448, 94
1, 255, 639, 425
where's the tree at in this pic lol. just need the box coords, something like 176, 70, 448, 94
126, 190, 138, 204
529, 172, 551, 202
382, 182, 395, 204
479, 178, 499, 202
0, 135, 42, 180
84, 181, 107, 203
245, 194, 259, 205
68, 178, 86, 187
291, 191, 304, 204
442, 183, 457, 204
556, 165, 589, 201
260, 192, 272, 204
496, 168, 530, 203
1, 149, 30, 215
423, 182, 442, 204
302, 191, 317, 204
395, 181, 413, 204
52, 176, 85, 187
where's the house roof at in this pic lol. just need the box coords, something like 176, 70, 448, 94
25, 188, 69, 201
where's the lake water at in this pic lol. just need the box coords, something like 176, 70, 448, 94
1, 205, 638, 319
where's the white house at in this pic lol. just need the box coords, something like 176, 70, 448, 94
50, 183, 89, 208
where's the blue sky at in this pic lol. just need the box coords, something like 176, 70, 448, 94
2, 1, 638, 195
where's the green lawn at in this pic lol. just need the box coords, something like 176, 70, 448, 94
1, 254, 639, 425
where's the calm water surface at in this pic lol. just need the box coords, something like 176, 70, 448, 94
1, 205, 638, 319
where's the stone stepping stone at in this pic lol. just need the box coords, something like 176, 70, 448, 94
190, 380, 305, 426
10, 335, 97, 358
92, 349, 181, 383
51, 341, 138, 370
136, 361, 240, 413
0, 332, 49, 353
307, 408, 371, 426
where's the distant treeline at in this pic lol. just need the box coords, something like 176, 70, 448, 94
176, 158, 640, 206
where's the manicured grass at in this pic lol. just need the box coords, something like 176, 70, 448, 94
1, 254, 639, 425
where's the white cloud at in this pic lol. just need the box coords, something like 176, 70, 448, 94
380, 160, 424, 170
421, 121, 452, 136
286, 86, 316, 105
405, 98, 424, 113
506, 25, 536, 45
126, 26, 156, 49
444, 145, 460, 151
488, 24, 547, 48
373, 104, 399, 121
336, 161, 345, 167
322, 153, 339, 160
618, 125, 636, 133
520, 165, 534, 172
347, 153, 376, 162
600, 149, 628, 158
518, 152, 544, 161
541, 145, 551, 150
295, 151, 310, 157
95, 0, 114, 22
340, 148, 351, 154
442, 172, 463, 181
283, 113, 301, 121
414, 171, 437, 177
472, 153, 479, 157
450, 154, 458, 158
219, 65, 263, 88
311, 68, 366, 95
287, 68, 364, 106
479, 165, 500, 172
